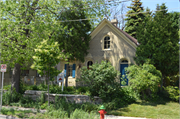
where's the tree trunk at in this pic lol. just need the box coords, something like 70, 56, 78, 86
11, 63, 21, 93
65, 63, 69, 87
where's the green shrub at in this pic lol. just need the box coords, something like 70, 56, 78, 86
164, 86, 179, 102
77, 61, 121, 102
2, 88, 21, 105
3, 85, 11, 90
126, 63, 162, 100
122, 86, 140, 100
39, 92, 46, 104
70, 109, 99, 119
81, 102, 98, 112
76, 87, 89, 94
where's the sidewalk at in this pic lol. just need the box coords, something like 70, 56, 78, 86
105, 115, 147, 119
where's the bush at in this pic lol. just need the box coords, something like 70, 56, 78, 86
126, 63, 162, 100
2, 88, 21, 105
77, 61, 121, 102
164, 86, 179, 102
70, 109, 98, 119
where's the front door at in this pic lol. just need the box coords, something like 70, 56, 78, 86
120, 64, 128, 86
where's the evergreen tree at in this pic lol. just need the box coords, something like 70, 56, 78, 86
135, 3, 179, 87
125, 0, 145, 39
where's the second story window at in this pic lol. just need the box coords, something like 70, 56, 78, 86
104, 36, 110, 49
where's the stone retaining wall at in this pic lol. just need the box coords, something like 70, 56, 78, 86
24, 90, 102, 104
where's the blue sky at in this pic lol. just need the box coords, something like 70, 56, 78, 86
127, 0, 180, 12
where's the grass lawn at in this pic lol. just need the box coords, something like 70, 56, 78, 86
108, 100, 179, 119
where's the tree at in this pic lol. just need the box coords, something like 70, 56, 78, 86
31, 39, 65, 106
124, 0, 145, 39
0, 0, 70, 93
55, 1, 91, 87
0, 0, 110, 92
135, 3, 179, 87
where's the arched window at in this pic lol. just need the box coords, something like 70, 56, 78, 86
87, 61, 93, 69
104, 36, 110, 49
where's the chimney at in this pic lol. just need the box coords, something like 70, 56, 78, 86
111, 19, 118, 26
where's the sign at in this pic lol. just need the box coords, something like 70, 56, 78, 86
57, 70, 65, 83
1, 64, 7, 72
57, 70, 65, 91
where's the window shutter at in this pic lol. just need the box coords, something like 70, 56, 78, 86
72, 64, 76, 78
64, 64, 67, 77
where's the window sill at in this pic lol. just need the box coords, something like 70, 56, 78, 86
102, 49, 112, 51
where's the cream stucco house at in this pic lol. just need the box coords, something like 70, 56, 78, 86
2, 18, 138, 86
57, 18, 138, 86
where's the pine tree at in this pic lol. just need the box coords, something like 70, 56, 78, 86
125, 0, 145, 39
135, 3, 179, 87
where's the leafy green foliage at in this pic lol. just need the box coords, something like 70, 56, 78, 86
4, 83, 90, 95
56, 1, 91, 62
31, 39, 64, 81
70, 109, 98, 119
135, 4, 179, 86
77, 61, 136, 108
31, 39, 65, 105
2, 89, 21, 105
126, 63, 162, 100
0, 0, 66, 92
77, 61, 120, 101
164, 86, 179, 102
125, 0, 145, 39
0, 108, 33, 119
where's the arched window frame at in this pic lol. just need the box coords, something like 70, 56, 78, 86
103, 35, 111, 50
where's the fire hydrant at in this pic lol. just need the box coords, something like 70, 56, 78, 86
98, 105, 107, 119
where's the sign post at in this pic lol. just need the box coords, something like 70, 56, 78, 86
57, 70, 65, 91
0, 64, 6, 111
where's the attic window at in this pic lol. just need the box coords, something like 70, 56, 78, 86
104, 36, 110, 49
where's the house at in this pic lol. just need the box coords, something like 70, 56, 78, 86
2, 18, 138, 86
58, 18, 138, 86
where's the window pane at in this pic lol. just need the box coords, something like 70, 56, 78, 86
68, 65, 73, 76
104, 36, 110, 49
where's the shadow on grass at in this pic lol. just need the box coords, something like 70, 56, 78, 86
134, 96, 172, 107
107, 95, 173, 116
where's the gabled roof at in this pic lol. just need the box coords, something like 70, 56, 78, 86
90, 18, 138, 48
